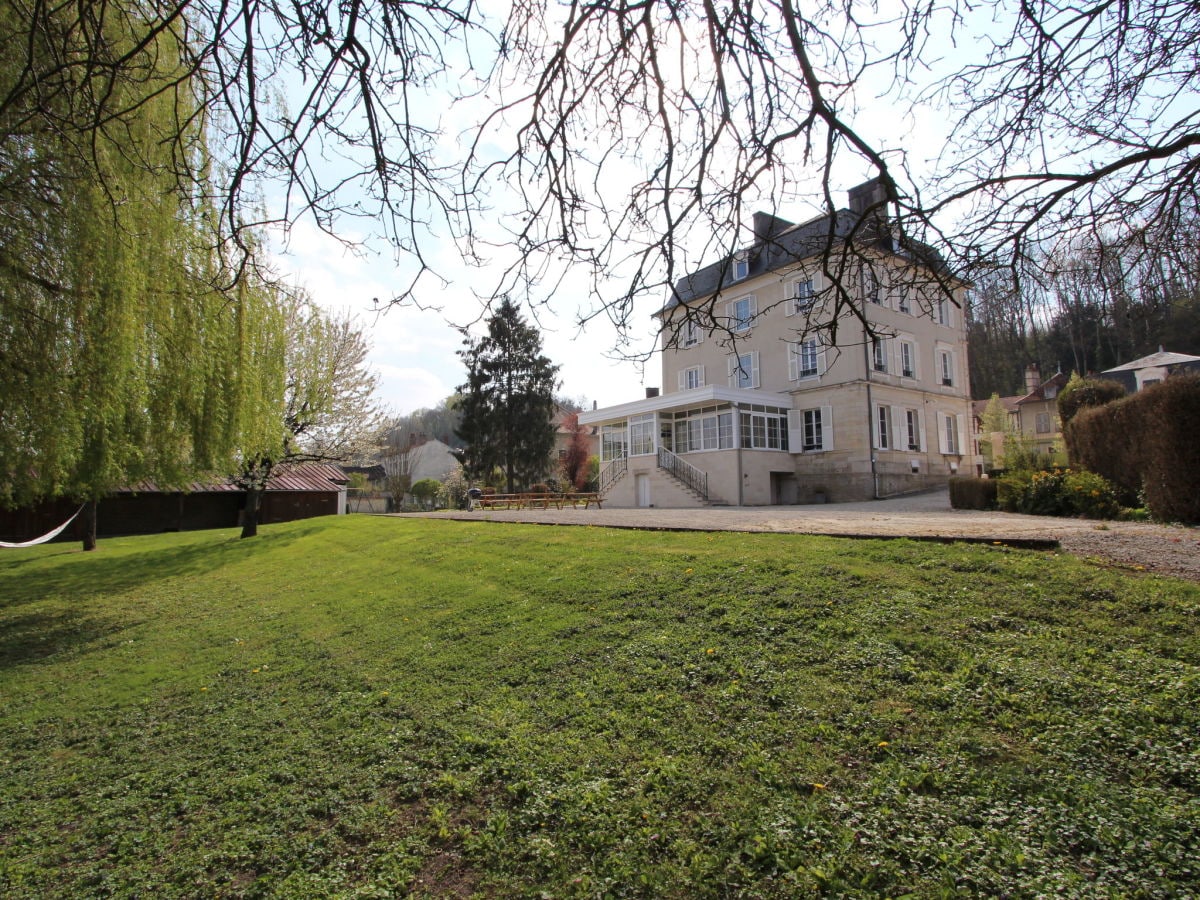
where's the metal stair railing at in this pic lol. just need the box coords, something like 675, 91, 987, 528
657, 446, 708, 500
598, 456, 628, 494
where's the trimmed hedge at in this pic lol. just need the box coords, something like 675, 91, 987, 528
1066, 375, 1200, 522
948, 476, 998, 510
1057, 375, 1126, 425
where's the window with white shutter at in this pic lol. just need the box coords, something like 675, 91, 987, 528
900, 340, 916, 378
728, 351, 759, 389
727, 296, 756, 333
939, 349, 954, 386
873, 337, 889, 373
678, 365, 705, 391
876, 405, 891, 449
787, 277, 817, 316
904, 408, 922, 451
788, 338, 820, 380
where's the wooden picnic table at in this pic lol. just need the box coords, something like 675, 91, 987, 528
472, 492, 602, 510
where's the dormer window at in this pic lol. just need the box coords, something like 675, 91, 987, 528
732, 251, 750, 281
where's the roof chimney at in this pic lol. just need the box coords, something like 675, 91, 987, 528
752, 211, 795, 243
847, 177, 889, 218
1024, 363, 1041, 394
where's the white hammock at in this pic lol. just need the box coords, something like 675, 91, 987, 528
0, 506, 84, 548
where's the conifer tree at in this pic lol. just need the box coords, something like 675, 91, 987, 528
455, 300, 560, 494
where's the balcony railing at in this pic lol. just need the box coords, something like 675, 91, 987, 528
657, 446, 708, 500
598, 456, 628, 494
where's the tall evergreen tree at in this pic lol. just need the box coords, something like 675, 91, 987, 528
455, 299, 559, 493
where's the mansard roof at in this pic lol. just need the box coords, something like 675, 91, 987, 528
659, 195, 952, 315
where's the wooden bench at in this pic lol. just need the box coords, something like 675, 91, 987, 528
474, 493, 527, 509
560, 492, 602, 509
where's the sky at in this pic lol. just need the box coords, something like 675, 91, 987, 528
263, 2, 974, 420
271, 220, 659, 417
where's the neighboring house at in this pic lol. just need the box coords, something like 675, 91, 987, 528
970, 364, 1068, 470
579, 179, 975, 507
406, 438, 459, 483
0, 463, 349, 543
380, 436, 459, 486
1099, 349, 1200, 394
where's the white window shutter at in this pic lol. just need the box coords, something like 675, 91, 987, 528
751, 352, 760, 388
698, 364, 705, 386
894, 408, 906, 451
787, 409, 803, 451
749, 296, 758, 318
817, 344, 826, 378
936, 412, 948, 453
678, 370, 687, 391
788, 345, 799, 381
727, 355, 736, 387
784, 289, 796, 317
957, 416, 967, 457
820, 405, 834, 451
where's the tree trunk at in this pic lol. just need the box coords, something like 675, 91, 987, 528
241, 488, 261, 539
81, 499, 97, 551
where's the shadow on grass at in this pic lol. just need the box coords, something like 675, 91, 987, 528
0, 609, 121, 668
0, 520, 327, 611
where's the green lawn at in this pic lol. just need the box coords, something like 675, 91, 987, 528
1, 517, 1197, 898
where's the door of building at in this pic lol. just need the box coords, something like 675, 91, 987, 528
635, 474, 651, 508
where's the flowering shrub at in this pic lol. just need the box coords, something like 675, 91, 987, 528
437, 464, 469, 509
1062, 470, 1124, 519
997, 467, 1122, 519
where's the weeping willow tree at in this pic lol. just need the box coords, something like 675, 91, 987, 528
0, 3, 286, 548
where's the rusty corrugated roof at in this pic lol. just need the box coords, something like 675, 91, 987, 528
119, 462, 347, 495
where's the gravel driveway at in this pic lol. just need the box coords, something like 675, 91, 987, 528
405, 489, 1200, 582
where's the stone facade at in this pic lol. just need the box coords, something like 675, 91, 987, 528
581, 180, 976, 507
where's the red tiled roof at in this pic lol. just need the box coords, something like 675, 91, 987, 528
1015, 371, 1069, 405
